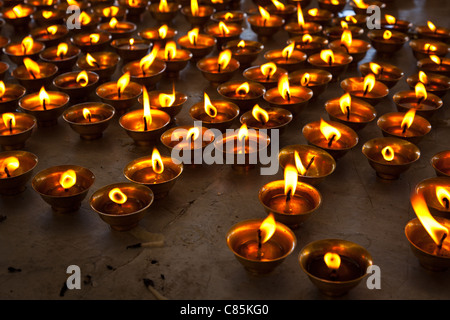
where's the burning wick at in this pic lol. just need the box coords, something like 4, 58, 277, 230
4, 167, 10, 178
437, 233, 447, 252
306, 156, 315, 171
443, 197, 449, 210
143, 116, 148, 131
8, 119, 12, 134
346, 105, 350, 121
327, 134, 336, 147
256, 228, 262, 259
340, 42, 349, 54
327, 56, 332, 67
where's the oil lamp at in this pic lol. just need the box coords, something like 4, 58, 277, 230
302, 118, 359, 160
304, 7, 334, 26
415, 177, 450, 219
264, 42, 307, 72
96, 71, 143, 115
362, 137, 420, 180
409, 39, 449, 61
53, 70, 99, 102
32, 165, 95, 213
278, 144, 336, 186
178, 27, 216, 60
318, 0, 347, 13
393, 82, 443, 119
367, 29, 409, 55
431, 150, 450, 178
39, 42, 81, 72
226, 214, 297, 274
377, 110, 431, 145
406, 191, 450, 271
243, 62, 288, 90
284, 4, 322, 37
141, 85, 188, 121
288, 68, 332, 98
32, 8, 65, 26
63, 102, 115, 140
0, 112, 36, 150
189, 92, 240, 132
299, 239, 373, 296
124, 147, 183, 199
97, 17, 137, 40
197, 49, 240, 86
287, 34, 328, 56
122, 45, 167, 89
139, 25, 178, 47
340, 73, 389, 105
149, 0, 182, 24
307, 49, 352, 81
417, 55, 450, 78
406, 71, 450, 98
156, 40, 192, 78
2, 4, 35, 29
217, 80, 266, 112
221, 39, 264, 68
359, 61, 404, 89
70, 32, 111, 53
4, 36, 45, 66
93, 5, 127, 22
349, 0, 385, 15
204, 21, 243, 49
323, 20, 364, 42
380, 14, 412, 33
181, 0, 215, 27
331, 13, 367, 29
76, 51, 120, 82
0, 82, 27, 113
110, 37, 150, 62
265, 0, 297, 22
90, 182, 154, 231
118, 0, 150, 18
258, 165, 322, 228
263, 73, 313, 115
325, 93, 377, 131
18, 86, 70, 127
0, 151, 38, 195
247, 5, 285, 39
119, 85, 171, 146
12, 58, 58, 92
415, 20, 450, 44
328, 29, 371, 64
211, 10, 247, 25
240, 104, 292, 136
74, 11, 102, 34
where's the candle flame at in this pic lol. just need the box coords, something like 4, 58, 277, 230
297, 3, 304, 26
308, 8, 319, 16
117, 72, 130, 96
2, 113, 16, 129
284, 164, 298, 199
369, 62, 382, 75
218, 49, 232, 71
188, 27, 198, 45
418, 71, 428, 84
89, 33, 100, 44
258, 6, 271, 21
186, 127, 200, 142
340, 21, 348, 29
331, 0, 340, 4
302, 34, 313, 43
21, 36, 34, 54
237, 40, 246, 48
159, 0, 169, 12
218, 21, 230, 36
363, 73, 376, 94
400, 108, 416, 131
353, 0, 369, 9
385, 14, 396, 25
39, 86, 49, 106
282, 43, 295, 60
294, 150, 315, 176
258, 213, 276, 244
320, 49, 335, 65
278, 73, 291, 101
11, 4, 28, 18
109, 17, 118, 29
383, 30, 392, 40
271, 0, 285, 10
411, 191, 448, 247
235, 82, 250, 96
158, 87, 176, 107
164, 41, 177, 60
415, 82, 428, 101
341, 29, 352, 48
191, 0, 199, 16
102, 6, 119, 17
129, 38, 135, 46
76, 70, 89, 87
109, 188, 127, 204
23, 58, 41, 78
56, 42, 68, 57
59, 169, 76, 189
204, 92, 217, 118
82, 108, 91, 120
79, 12, 92, 25
301, 73, 310, 86
47, 26, 58, 35
260, 62, 277, 78
1, 157, 19, 175
158, 25, 168, 39
0, 81, 5, 98
427, 21, 436, 32
424, 43, 437, 53
142, 85, 152, 128
429, 55, 441, 65
151, 147, 164, 174
324, 252, 341, 270
339, 93, 351, 115
345, 15, 358, 24
140, 44, 160, 71
86, 53, 99, 68
251, 104, 269, 124
224, 12, 234, 20
436, 187, 450, 209
238, 123, 248, 141
381, 146, 394, 162
319, 118, 341, 144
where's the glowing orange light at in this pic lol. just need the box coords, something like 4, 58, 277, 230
237, 123, 248, 141
345, 15, 358, 24
308, 8, 319, 16
300, 73, 310, 86
258, 6, 271, 25
89, 33, 100, 44
400, 108, 416, 133
415, 82, 428, 101
59, 169, 76, 189
158, 25, 168, 39
151, 147, 164, 174
142, 85, 152, 130
339, 93, 351, 116
164, 41, 177, 60
102, 6, 119, 17
319, 118, 341, 145
56, 42, 68, 58
363, 73, 376, 95
324, 252, 341, 270
82, 108, 91, 121
427, 21, 436, 33
278, 73, 291, 101
369, 62, 382, 75
297, 3, 304, 26
159, 0, 170, 12
76, 70, 89, 87
418, 71, 428, 84
320, 49, 335, 65
381, 146, 394, 161
284, 164, 297, 199
340, 20, 348, 29
260, 62, 277, 79
11, 4, 29, 18
21, 36, 34, 55
217, 49, 232, 71
204, 92, 217, 118
385, 14, 396, 25
188, 28, 199, 45
47, 25, 58, 35
218, 21, 230, 36
353, 0, 369, 9
109, 188, 127, 204
258, 213, 276, 244
302, 34, 313, 43
86, 53, 99, 68
436, 187, 450, 209
23, 58, 41, 79
39, 86, 49, 109
237, 40, 246, 48
383, 30, 392, 40
235, 82, 250, 96
1, 157, 19, 177
139, 44, 160, 72
429, 55, 441, 65
251, 104, 269, 124
191, 0, 199, 16
0, 81, 5, 99
341, 29, 352, 49
282, 43, 295, 60
79, 12, 92, 25
2, 113, 15, 130
117, 72, 130, 98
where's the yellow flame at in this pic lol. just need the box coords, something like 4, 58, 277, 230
204, 92, 217, 118
271, 0, 285, 10
86, 53, 99, 68
302, 34, 313, 43
259, 213, 276, 244
158, 25, 168, 39
218, 21, 230, 36
151, 147, 164, 174
224, 12, 234, 20
2, 113, 16, 129
79, 11, 91, 25
235, 82, 250, 96
82, 108, 91, 120
363, 73, 376, 94
320, 49, 335, 65
383, 30, 392, 40
21, 36, 34, 54
282, 43, 295, 60
23, 58, 41, 78
345, 15, 358, 24
102, 6, 119, 17
129, 38, 135, 46
424, 43, 437, 53
187, 127, 200, 141
429, 55, 441, 65
340, 20, 348, 29
142, 85, 152, 128
109, 17, 118, 29
159, 86, 176, 107
381, 146, 394, 161
164, 41, 177, 60
89, 33, 100, 44
218, 49, 232, 71
418, 71, 428, 84
117, 72, 130, 96
191, 0, 199, 16
284, 164, 298, 198
369, 62, 382, 75
12, 4, 28, 18
297, 3, 304, 26
411, 191, 448, 246
301, 73, 310, 86
252, 104, 269, 124
415, 82, 428, 101
56, 42, 68, 58
436, 186, 450, 209
259, 6, 271, 21
331, 0, 340, 4
238, 123, 248, 141
1, 157, 19, 175
353, 0, 369, 9
278, 73, 291, 100
76, 70, 89, 87
59, 169, 76, 189
109, 188, 127, 204
47, 25, 58, 35
260, 62, 277, 78
188, 27, 198, 45
324, 252, 341, 270
339, 93, 351, 115
237, 40, 246, 48
427, 21, 436, 32
0, 81, 5, 98
159, 0, 169, 12
39, 86, 49, 106
319, 118, 341, 143
385, 14, 396, 25
341, 29, 352, 48
294, 150, 306, 175
400, 108, 416, 131
139, 44, 160, 71
308, 8, 319, 16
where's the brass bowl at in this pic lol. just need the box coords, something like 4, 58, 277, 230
32, 165, 95, 213
406, 73, 450, 98
76, 51, 120, 82
392, 90, 443, 120
90, 182, 154, 231
340, 76, 389, 106
197, 56, 240, 87
12, 61, 58, 92
52, 70, 100, 102
263, 85, 313, 116
0, 112, 36, 150
217, 80, 266, 113
39, 44, 81, 72
362, 137, 420, 180
239, 106, 293, 137
377, 112, 431, 145
299, 238, 373, 297
289, 69, 332, 98
431, 150, 450, 178
0, 150, 38, 195
95, 80, 143, 115
189, 99, 240, 132
0, 83, 27, 113
139, 89, 188, 120
414, 177, 450, 218
122, 59, 167, 90
359, 61, 404, 89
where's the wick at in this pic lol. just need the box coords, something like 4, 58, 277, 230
379, 67, 384, 75
285, 189, 292, 203
237, 89, 246, 96
328, 134, 336, 147
42, 99, 47, 111
285, 91, 291, 102
443, 197, 449, 210
93, 61, 101, 69
60, 53, 64, 60
259, 115, 266, 126
305, 156, 315, 171
217, 63, 221, 73
141, 66, 146, 76
417, 96, 425, 107
340, 43, 349, 54
87, 113, 91, 122
4, 167, 10, 178
143, 116, 148, 131
117, 88, 121, 99
8, 119, 13, 134
257, 228, 262, 259
22, 44, 27, 55
29, 70, 36, 80
363, 85, 369, 96
263, 18, 266, 27
64, 188, 69, 192
402, 124, 407, 134
328, 56, 332, 67
346, 106, 350, 121
265, 69, 272, 81
437, 233, 447, 251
